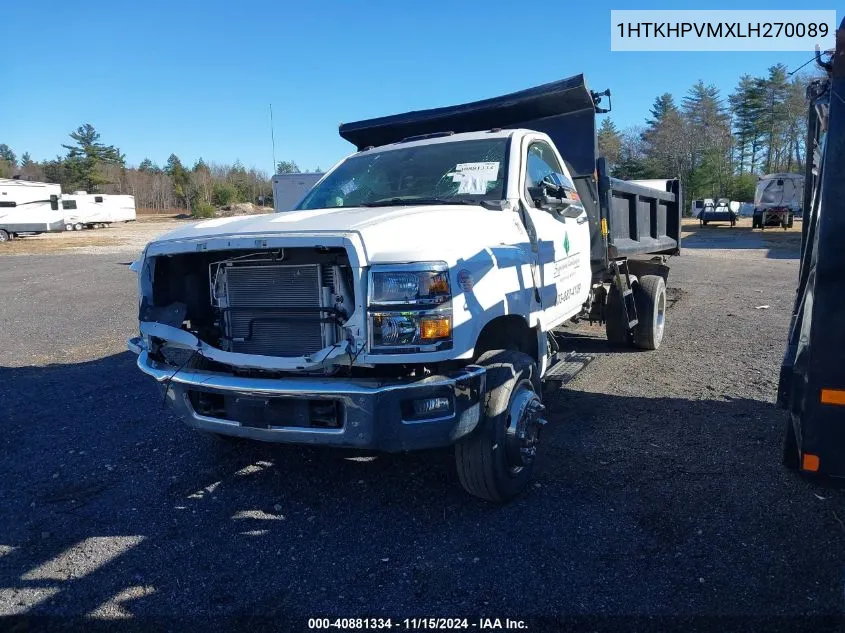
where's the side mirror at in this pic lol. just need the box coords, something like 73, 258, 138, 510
532, 177, 583, 217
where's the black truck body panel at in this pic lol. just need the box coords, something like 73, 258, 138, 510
777, 17, 845, 475
338, 75, 681, 273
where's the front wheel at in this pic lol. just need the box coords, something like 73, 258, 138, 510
455, 350, 545, 502
0, 229, 9, 243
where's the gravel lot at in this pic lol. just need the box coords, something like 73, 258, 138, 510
2, 219, 844, 631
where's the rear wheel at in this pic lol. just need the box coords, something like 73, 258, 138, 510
0, 229, 9, 243
65, 224, 73, 232
73, 222, 83, 231
455, 350, 544, 502
633, 275, 667, 350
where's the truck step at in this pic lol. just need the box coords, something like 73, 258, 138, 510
543, 351, 594, 387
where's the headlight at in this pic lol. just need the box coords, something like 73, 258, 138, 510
368, 263, 452, 353
369, 264, 450, 307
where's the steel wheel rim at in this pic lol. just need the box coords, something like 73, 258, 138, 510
504, 383, 546, 475
655, 289, 666, 341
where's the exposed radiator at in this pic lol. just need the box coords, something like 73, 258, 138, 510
222, 264, 326, 357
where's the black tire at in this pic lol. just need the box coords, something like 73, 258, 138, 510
455, 350, 543, 503
787, 215, 794, 229
782, 418, 799, 470
604, 285, 630, 347
633, 275, 667, 350
0, 229, 9, 243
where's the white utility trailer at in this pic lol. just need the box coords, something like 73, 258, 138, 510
62, 192, 137, 230
271, 173, 324, 212
0, 178, 65, 242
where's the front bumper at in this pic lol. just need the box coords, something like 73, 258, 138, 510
130, 339, 485, 452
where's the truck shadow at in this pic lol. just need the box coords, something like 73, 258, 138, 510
2, 351, 840, 624
681, 224, 801, 260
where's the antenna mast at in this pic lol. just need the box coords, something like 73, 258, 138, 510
269, 104, 277, 175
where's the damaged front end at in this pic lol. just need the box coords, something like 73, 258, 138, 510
128, 234, 485, 451
135, 241, 362, 374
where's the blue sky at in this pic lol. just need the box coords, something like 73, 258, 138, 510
1, 0, 833, 173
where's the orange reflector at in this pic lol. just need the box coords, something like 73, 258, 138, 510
802, 453, 820, 472
821, 389, 845, 405
420, 317, 451, 341
601, 218, 609, 236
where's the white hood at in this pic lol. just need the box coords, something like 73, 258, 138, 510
149, 205, 522, 265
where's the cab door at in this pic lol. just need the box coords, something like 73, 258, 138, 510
518, 137, 591, 329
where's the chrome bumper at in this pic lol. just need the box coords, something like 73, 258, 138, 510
130, 339, 485, 451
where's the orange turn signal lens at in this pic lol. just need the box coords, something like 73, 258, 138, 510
821, 389, 845, 405
802, 453, 820, 472
420, 317, 451, 341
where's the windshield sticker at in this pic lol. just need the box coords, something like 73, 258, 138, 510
451, 162, 499, 195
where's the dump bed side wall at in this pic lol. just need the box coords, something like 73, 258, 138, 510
587, 159, 681, 271
604, 176, 682, 260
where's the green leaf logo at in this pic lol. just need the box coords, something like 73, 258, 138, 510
564, 231, 570, 256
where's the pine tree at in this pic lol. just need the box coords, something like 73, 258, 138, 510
646, 94, 679, 128
760, 64, 790, 173
729, 75, 766, 174
165, 154, 192, 209
20, 152, 33, 168
0, 144, 17, 166
276, 160, 301, 174
597, 118, 623, 170
682, 82, 732, 198
61, 124, 125, 191
138, 158, 157, 173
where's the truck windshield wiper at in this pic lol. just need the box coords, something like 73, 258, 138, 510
361, 197, 479, 207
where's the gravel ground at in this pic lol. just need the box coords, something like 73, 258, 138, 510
2, 222, 844, 632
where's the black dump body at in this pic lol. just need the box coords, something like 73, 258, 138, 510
339, 74, 681, 275
777, 18, 845, 475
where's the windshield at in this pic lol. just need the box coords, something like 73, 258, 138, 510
297, 138, 508, 210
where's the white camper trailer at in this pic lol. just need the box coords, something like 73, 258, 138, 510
272, 173, 324, 212
0, 178, 65, 242
62, 192, 136, 230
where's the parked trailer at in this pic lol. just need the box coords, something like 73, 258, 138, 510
698, 198, 738, 227
0, 178, 65, 242
271, 173, 324, 212
753, 173, 803, 229
778, 18, 845, 475
62, 192, 136, 231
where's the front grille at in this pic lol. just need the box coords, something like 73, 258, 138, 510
224, 264, 325, 357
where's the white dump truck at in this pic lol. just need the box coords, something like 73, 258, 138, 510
128, 76, 682, 501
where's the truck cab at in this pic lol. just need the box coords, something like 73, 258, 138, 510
129, 75, 681, 501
